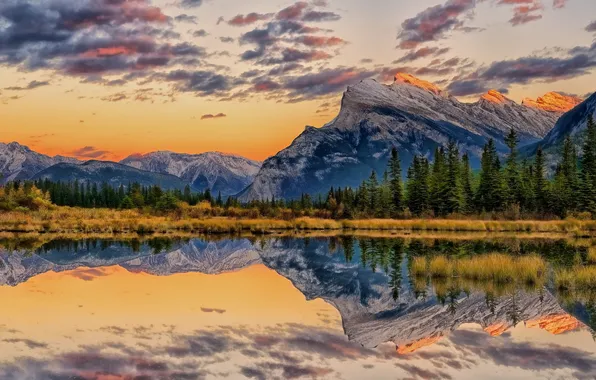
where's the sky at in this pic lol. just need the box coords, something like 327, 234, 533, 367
0, 0, 595, 162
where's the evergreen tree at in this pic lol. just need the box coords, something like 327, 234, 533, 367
388, 147, 403, 214
581, 115, 596, 214
475, 139, 504, 212
534, 146, 548, 214
504, 129, 522, 207
445, 141, 462, 214
461, 153, 474, 214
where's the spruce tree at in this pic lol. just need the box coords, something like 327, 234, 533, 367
504, 129, 522, 207
534, 146, 548, 214
388, 147, 403, 213
581, 115, 596, 214
461, 153, 474, 214
445, 141, 462, 214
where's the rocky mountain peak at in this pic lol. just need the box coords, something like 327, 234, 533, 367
393, 72, 442, 95
480, 89, 511, 104
522, 92, 583, 113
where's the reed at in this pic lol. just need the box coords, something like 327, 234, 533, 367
410, 253, 546, 285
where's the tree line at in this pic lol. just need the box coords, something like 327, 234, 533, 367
313, 115, 596, 219
1, 115, 594, 219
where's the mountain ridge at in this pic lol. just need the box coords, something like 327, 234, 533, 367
238, 73, 567, 201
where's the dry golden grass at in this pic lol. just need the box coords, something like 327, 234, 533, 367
2, 207, 596, 234
428, 256, 453, 278
587, 246, 596, 264
411, 253, 546, 284
555, 266, 596, 290
411, 257, 428, 277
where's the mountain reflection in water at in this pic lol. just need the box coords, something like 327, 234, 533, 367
0, 236, 595, 380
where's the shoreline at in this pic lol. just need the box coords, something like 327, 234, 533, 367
2, 209, 596, 235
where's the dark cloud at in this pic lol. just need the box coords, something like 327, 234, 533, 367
219, 36, 235, 43
282, 67, 376, 99
396, 0, 476, 49
4, 80, 50, 91
508, 2, 543, 26
2, 338, 48, 350
296, 35, 346, 47
228, 13, 273, 26
553, 0, 568, 9
277, 2, 309, 21
200, 307, 227, 313
395, 47, 450, 63
67, 268, 112, 281
192, 29, 209, 37
447, 43, 596, 95
164, 70, 235, 95
587, 21, 596, 32
179, 0, 203, 8
446, 79, 488, 96
175, 14, 198, 24
253, 79, 282, 92
201, 113, 227, 120
301, 10, 341, 22
70, 146, 112, 160
101, 92, 128, 102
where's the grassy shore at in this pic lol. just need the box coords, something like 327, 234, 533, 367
3, 207, 596, 234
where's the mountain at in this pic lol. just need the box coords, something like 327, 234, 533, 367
522, 92, 583, 113
0, 142, 80, 183
239, 73, 564, 201
120, 151, 261, 196
524, 92, 596, 157
32, 160, 191, 190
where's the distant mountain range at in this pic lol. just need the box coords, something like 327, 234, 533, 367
32, 160, 191, 191
0, 143, 262, 196
2, 72, 594, 200
0, 142, 80, 183
239, 73, 583, 201
121, 151, 261, 196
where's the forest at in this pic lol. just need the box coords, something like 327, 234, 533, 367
1, 116, 595, 221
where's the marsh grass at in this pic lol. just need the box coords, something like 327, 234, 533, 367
555, 266, 596, 290
1, 207, 596, 234
411, 253, 546, 285
587, 246, 596, 264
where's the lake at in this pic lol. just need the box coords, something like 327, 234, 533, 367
0, 235, 595, 379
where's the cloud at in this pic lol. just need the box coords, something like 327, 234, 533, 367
179, 0, 203, 8
587, 21, 596, 32
192, 29, 209, 37
228, 13, 273, 26
0, 0, 213, 90
70, 146, 112, 160
220, 36, 235, 43
67, 268, 112, 281
164, 70, 236, 95
508, 2, 544, 26
277, 2, 310, 21
282, 67, 376, 99
201, 113, 227, 120
296, 35, 346, 47
4, 80, 50, 91
447, 42, 596, 94
175, 14, 198, 24
396, 0, 476, 49
553, 0, 568, 9
101, 92, 128, 102
200, 307, 227, 313
301, 10, 341, 22
395, 47, 450, 63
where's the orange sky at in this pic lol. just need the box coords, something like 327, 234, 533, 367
1, 0, 595, 161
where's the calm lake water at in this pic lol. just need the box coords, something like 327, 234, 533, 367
1, 235, 595, 379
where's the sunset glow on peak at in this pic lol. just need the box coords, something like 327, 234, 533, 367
481, 89, 510, 104
522, 92, 584, 113
394, 72, 442, 95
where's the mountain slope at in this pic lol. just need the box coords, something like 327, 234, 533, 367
534, 92, 596, 149
32, 160, 191, 190
0, 142, 80, 183
121, 151, 261, 196
239, 73, 563, 201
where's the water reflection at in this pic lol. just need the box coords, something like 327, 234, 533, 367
0, 235, 595, 379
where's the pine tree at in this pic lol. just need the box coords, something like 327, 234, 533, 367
461, 153, 474, 214
388, 147, 403, 214
430, 147, 448, 216
445, 141, 462, 214
475, 139, 504, 212
534, 146, 548, 214
368, 170, 380, 216
504, 129, 522, 207
581, 115, 596, 214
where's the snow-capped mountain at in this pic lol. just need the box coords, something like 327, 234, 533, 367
0, 142, 80, 183
32, 160, 191, 190
524, 92, 596, 156
239, 73, 565, 201
121, 151, 261, 196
